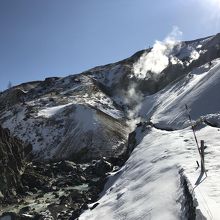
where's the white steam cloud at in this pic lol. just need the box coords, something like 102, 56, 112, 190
125, 27, 183, 130
124, 83, 143, 130
133, 26, 183, 79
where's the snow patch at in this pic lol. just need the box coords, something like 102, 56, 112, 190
37, 103, 72, 118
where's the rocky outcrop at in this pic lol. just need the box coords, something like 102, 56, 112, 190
0, 89, 26, 111
0, 159, 113, 219
0, 125, 31, 202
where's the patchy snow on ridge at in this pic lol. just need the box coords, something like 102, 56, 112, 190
91, 64, 125, 88
0, 71, 128, 160
139, 58, 220, 129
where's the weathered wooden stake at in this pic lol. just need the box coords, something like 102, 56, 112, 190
200, 140, 205, 172
185, 105, 208, 177
185, 104, 201, 156
200, 140, 207, 176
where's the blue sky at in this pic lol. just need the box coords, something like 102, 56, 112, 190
0, 0, 220, 91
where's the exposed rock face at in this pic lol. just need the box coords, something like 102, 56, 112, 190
0, 125, 31, 202
0, 89, 26, 110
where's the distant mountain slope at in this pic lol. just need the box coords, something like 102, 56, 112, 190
1, 33, 220, 162
0, 75, 129, 161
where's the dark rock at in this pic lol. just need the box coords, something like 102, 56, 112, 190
92, 158, 113, 177
19, 206, 31, 214
90, 202, 99, 210
21, 171, 48, 190
30, 187, 38, 194
0, 212, 41, 220
0, 88, 27, 109
59, 195, 71, 205
58, 160, 77, 173
0, 126, 32, 202
0, 212, 18, 220
70, 190, 85, 203
53, 192, 59, 198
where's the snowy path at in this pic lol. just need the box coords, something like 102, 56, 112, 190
80, 126, 220, 220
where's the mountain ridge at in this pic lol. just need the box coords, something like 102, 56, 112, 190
1, 33, 220, 219
1, 33, 220, 162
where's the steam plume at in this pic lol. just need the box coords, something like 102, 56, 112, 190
124, 83, 143, 130
126, 27, 183, 130
133, 26, 182, 79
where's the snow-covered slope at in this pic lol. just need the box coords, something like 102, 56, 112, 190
80, 125, 220, 220
78, 34, 220, 219
0, 75, 129, 161
140, 58, 220, 129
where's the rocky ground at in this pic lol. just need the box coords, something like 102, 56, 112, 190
0, 158, 117, 219
0, 110, 135, 220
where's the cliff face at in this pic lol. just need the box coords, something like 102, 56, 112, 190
0, 126, 31, 201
